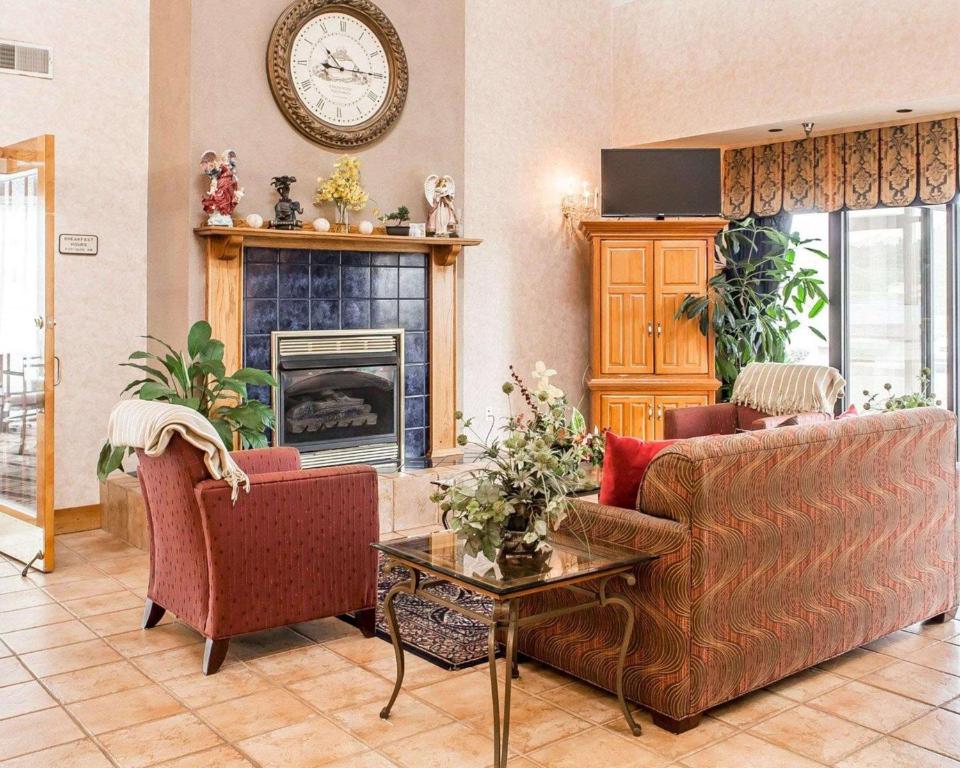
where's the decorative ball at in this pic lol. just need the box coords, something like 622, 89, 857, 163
358, 220, 374, 235
245, 213, 264, 229
313, 217, 331, 232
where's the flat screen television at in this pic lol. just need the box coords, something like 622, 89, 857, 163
601, 148, 721, 217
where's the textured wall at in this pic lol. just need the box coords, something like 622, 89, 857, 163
462, 0, 611, 423
611, 0, 960, 146
0, 1, 150, 508
146, 0, 467, 342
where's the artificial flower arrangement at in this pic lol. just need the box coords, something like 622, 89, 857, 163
314, 155, 369, 229
431, 362, 604, 563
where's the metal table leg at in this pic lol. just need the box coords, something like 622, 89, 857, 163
600, 573, 642, 736
488, 600, 518, 768
379, 566, 419, 720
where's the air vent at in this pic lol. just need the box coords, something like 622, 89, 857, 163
0, 40, 52, 79
300, 443, 399, 469
278, 333, 399, 357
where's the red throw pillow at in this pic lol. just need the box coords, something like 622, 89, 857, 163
836, 404, 858, 419
599, 432, 677, 508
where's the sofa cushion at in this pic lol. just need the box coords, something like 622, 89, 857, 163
599, 432, 676, 509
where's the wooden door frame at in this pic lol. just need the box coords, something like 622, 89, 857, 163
0, 135, 55, 570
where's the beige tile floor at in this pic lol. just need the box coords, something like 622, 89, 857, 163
0, 529, 958, 767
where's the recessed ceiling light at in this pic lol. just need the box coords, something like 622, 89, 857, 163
768, 128, 784, 133
896, 108, 913, 113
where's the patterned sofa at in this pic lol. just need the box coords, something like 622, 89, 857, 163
519, 407, 958, 731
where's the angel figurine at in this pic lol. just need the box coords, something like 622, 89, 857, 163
200, 149, 244, 226
424, 174, 459, 237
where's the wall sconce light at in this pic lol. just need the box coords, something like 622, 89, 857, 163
561, 179, 598, 226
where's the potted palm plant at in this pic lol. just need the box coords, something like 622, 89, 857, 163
96, 320, 277, 478
676, 218, 828, 398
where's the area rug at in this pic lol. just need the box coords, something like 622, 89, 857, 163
374, 556, 499, 670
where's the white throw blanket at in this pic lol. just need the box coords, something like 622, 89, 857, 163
107, 400, 250, 501
730, 363, 845, 416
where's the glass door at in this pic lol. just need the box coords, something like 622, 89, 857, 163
0, 135, 55, 572
845, 206, 948, 408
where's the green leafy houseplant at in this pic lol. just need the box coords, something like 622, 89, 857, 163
863, 367, 942, 411
431, 362, 600, 562
676, 217, 828, 398
96, 321, 277, 479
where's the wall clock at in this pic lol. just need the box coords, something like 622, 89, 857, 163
267, 0, 408, 148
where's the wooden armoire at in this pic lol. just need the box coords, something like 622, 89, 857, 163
580, 218, 726, 440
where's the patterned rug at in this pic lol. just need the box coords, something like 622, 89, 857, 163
374, 557, 500, 670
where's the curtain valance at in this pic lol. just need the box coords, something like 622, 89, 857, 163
722, 118, 958, 218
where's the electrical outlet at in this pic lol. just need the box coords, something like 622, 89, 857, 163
485, 406, 495, 421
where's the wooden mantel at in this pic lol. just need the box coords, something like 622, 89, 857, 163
195, 225, 482, 465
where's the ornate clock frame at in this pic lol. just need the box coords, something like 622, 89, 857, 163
267, 0, 409, 149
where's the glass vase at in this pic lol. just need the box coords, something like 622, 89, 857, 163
335, 202, 349, 233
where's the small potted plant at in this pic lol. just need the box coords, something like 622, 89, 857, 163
382, 205, 411, 236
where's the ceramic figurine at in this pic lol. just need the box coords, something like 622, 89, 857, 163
200, 149, 244, 226
269, 176, 303, 230
424, 174, 459, 237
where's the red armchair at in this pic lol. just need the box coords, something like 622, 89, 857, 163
663, 402, 830, 439
135, 436, 379, 674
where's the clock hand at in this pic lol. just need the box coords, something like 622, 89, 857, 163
318, 61, 384, 78
321, 45, 345, 70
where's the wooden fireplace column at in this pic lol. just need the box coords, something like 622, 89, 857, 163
195, 226, 481, 465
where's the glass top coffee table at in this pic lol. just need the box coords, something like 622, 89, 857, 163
373, 530, 656, 768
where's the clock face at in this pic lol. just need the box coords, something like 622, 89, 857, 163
290, 11, 390, 128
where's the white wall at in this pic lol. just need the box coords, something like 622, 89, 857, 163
0, 1, 150, 507
611, 0, 960, 146
462, 0, 611, 422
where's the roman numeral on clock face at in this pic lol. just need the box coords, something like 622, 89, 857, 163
300, 78, 311, 90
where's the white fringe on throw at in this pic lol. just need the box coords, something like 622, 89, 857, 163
730, 363, 845, 416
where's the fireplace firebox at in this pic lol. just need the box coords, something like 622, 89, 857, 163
271, 330, 404, 470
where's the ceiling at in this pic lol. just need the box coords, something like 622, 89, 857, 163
638, 97, 960, 149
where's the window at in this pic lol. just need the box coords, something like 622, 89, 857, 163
785, 203, 954, 413
845, 205, 948, 408
788, 212, 830, 366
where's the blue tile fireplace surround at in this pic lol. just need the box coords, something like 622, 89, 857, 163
242, 246, 429, 465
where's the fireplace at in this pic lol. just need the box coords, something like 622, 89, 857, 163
271, 330, 404, 470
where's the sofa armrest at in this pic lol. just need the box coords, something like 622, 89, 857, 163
747, 411, 831, 430
229, 446, 301, 475
663, 404, 737, 439
193, 464, 379, 638
563, 499, 688, 556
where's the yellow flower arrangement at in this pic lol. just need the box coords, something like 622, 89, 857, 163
314, 155, 369, 212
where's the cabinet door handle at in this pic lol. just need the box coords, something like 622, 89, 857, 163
657, 405, 664, 419
647, 322, 653, 336
656, 321, 663, 336
647, 404, 653, 417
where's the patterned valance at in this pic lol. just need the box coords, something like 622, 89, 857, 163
722, 117, 959, 217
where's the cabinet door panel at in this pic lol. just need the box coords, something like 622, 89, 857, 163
655, 240, 709, 374
601, 241, 654, 374
599, 394, 655, 440
653, 394, 710, 439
